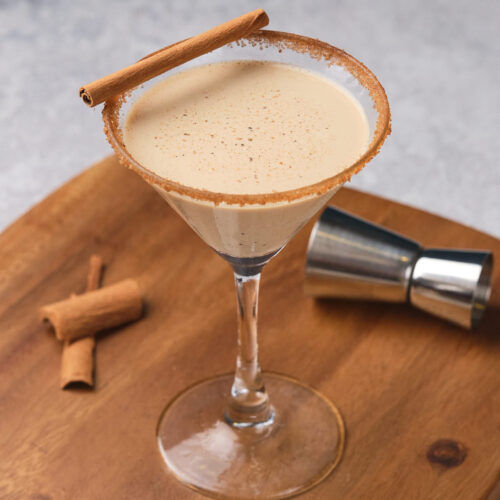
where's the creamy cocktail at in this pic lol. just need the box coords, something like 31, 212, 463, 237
124, 61, 369, 258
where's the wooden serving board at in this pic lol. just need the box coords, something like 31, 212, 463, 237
0, 156, 499, 500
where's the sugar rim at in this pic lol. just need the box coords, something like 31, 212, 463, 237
103, 30, 391, 206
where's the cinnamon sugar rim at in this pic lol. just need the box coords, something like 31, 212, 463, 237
103, 30, 391, 206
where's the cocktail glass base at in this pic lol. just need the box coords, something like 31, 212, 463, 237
157, 373, 345, 499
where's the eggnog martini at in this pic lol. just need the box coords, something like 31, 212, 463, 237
102, 29, 390, 499
124, 60, 369, 259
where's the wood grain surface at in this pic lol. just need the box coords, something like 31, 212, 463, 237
0, 156, 498, 499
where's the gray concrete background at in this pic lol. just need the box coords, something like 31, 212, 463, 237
1, 0, 499, 236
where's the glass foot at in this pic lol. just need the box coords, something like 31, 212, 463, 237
157, 373, 345, 499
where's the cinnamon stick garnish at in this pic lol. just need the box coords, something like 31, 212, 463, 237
40, 279, 142, 342
60, 255, 103, 389
79, 9, 269, 107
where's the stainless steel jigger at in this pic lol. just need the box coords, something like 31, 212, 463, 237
304, 207, 493, 329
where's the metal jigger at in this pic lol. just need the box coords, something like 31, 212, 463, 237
304, 207, 493, 329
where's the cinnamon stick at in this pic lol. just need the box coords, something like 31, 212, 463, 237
61, 336, 96, 389
86, 254, 104, 291
79, 9, 269, 107
60, 255, 103, 388
40, 279, 142, 342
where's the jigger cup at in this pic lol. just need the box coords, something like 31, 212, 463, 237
305, 206, 493, 329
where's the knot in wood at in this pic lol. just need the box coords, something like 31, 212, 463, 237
426, 439, 467, 469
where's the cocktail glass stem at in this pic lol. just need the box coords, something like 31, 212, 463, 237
225, 265, 274, 427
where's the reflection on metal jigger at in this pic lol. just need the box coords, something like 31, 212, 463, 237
304, 207, 493, 329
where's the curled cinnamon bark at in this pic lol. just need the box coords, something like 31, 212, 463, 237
40, 279, 142, 342
60, 255, 103, 389
79, 9, 269, 106
61, 336, 96, 389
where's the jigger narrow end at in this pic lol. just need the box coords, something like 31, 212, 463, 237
409, 249, 493, 330
471, 253, 493, 328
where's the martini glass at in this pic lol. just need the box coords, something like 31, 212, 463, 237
103, 30, 390, 499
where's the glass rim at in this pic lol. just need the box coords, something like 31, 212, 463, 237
102, 29, 391, 206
